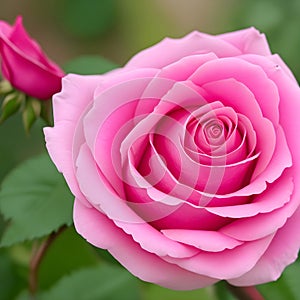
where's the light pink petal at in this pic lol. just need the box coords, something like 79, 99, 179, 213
268, 54, 298, 83
44, 74, 103, 207
162, 229, 243, 252
126, 31, 241, 69
207, 171, 293, 219
74, 199, 218, 290
163, 234, 274, 279
218, 27, 271, 56
93, 67, 159, 98
229, 206, 300, 286
228, 64, 300, 284
76, 143, 198, 258
202, 79, 291, 184
218, 174, 293, 240
157, 53, 218, 81
239, 54, 300, 173
114, 220, 199, 258
84, 73, 160, 195
190, 57, 280, 126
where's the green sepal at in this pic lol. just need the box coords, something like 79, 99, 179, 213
0, 92, 24, 123
22, 97, 42, 133
40, 101, 53, 126
0, 80, 13, 95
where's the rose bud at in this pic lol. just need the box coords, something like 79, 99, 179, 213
0, 16, 64, 100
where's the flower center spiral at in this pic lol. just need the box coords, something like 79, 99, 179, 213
204, 120, 224, 142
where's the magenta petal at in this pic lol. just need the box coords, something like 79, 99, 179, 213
74, 200, 217, 290
9, 16, 61, 71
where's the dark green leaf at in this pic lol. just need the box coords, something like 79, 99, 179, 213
0, 153, 73, 247
40, 264, 140, 300
0, 250, 25, 300
64, 55, 118, 75
0, 114, 45, 183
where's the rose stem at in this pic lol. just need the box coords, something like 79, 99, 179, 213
226, 283, 265, 300
29, 225, 67, 298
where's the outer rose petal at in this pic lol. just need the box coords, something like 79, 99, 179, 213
126, 31, 241, 69
228, 206, 300, 286
218, 27, 271, 56
73, 199, 218, 290
76, 143, 198, 258
45, 74, 103, 207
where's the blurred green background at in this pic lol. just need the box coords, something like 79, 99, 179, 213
1, 0, 300, 299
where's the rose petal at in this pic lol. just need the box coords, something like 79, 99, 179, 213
190, 57, 280, 126
162, 229, 243, 252
126, 31, 241, 69
76, 143, 198, 258
218, 27, 271, 56
157, 53, 218, 81
163, 234, 274, 279
74, 199, 217, 290
207, 171, 293, 219
228, 205, 300, 286
44, 74, 103, 207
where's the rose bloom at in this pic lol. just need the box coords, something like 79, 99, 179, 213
0, 16, 64, 100
45, 28, 300, 290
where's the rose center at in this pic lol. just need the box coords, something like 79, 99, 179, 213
203, 120, 224, 144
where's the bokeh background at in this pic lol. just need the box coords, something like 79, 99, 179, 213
1, 1, 300, 299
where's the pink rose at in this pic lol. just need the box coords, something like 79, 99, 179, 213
45, 28, 300, 290
0, 16, 64, 100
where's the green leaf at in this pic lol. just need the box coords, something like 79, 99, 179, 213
64, 55, 118, 75
258, 261, 300, 300
143, 283, 216, 300
39, 226, 99, 290
0, 153, 73, 247
0, 250, 25, 300
0, 213, 5, 241
40, 264, 140, 300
